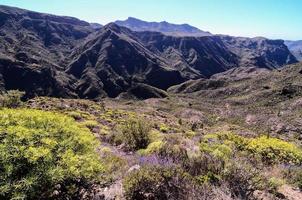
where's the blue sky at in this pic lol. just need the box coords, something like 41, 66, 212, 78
1, 0, 301, 40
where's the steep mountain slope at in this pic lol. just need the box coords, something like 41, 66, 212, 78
285, 40, 302, 61
135, 32, 239, 77
0, 5, 298, 99
66, 23, 185, 98
136, 32, 297, 77
169, 63, 302, 100
219, 36, 298, 69
0, 5, 94, 97
0, 5, 94, 67
90, 23, 103, 30
115, 17, 212, 37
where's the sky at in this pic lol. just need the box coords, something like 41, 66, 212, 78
1, 0, 301, 40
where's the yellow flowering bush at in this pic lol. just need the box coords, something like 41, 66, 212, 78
246, 136, 302, 164
0, 109, 103, 199
200, 132, 302, 165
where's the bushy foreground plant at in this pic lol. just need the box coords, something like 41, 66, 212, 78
123, 165, 201, 200
0, 109, 103, 199
246, 136, 302, 164
200, 132, 302, 165
80, 120, 99, 130
286, 167, 302, 190
198, 132, 302, 198
223, 159, 264, 199
0, 90, 25, 108
114, 118, 151, 151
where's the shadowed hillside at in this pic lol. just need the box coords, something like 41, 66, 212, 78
0, 5, 298, 99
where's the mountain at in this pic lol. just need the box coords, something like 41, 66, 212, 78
285, 40, 302, 61
0, 5, 95, 98
66, 23, 186, 98
115, 17, 212, 37
1, 5, 302, 200
90, 22, 103, 30
135, 32, 238, 77
0, 5, 298, 99
0, 5, 94, 64
137, 32, 297, 76
219, 36, 298, 69
168, 63, 302, 101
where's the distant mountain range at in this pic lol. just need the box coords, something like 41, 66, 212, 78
285, 40, 302, 61
89, 23, 103, 30
115, 17, 212, 37
0, 5, 298, 99
116, 17, 302, 62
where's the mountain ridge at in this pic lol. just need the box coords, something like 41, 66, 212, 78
285, 40, 302, 61
115, 17, 212, 37
0, 5, 298, 99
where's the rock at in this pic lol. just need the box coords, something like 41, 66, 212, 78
127, 164, 140, 173
277, 185, 302, 200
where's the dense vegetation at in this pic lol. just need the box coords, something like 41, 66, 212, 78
114, 118, 151, 151
0, 90, 25, 108
0, 108, 103, 199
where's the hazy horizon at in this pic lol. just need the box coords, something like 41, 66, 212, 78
1, 0, 301, 40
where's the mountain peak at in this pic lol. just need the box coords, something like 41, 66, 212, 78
115, 17, 212, 37
126, 17, 142, 21
104, 22, 121, 30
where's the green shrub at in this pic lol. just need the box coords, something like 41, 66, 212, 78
117, 118, 151, 151
196, 172, 221, 185
223, 159, 264, 199
80, 120, 99, 130
198, 133, 302, 197
157, 135, 189, 163
246, 136, 302, 164
159, 123, 169, 133
0, 109, 103, 199
200, 133, 237, 161
200, 142, 233, 161
267, 177, 284, 194
99, 148, 127, 182
201, 132, 302, 165
66, 111, 82, 120
138, 130, 164, 155
288, 168, 302, 190
138, 141, 165, 155
123, 165, 196, 200
0, 90, 25, 108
